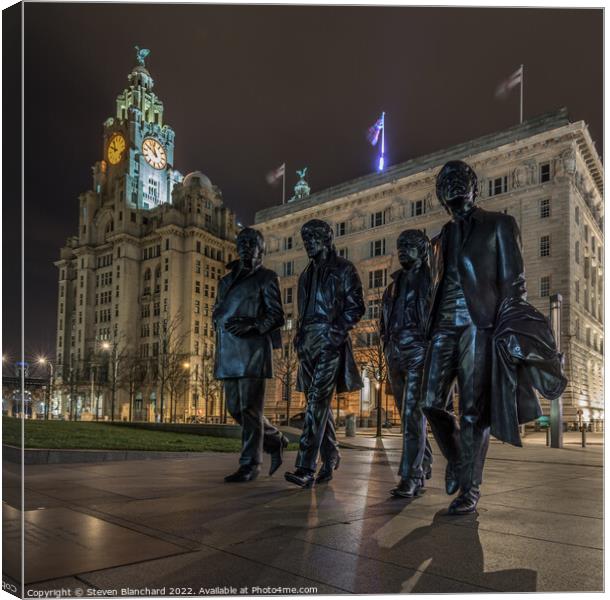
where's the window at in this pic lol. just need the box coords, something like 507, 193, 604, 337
284, 287, 293, 304
369, 239, 386, 257
196, 241, 201, 253
539, 198, 550, 219
365, 332, 379, 347
195, 260, 201, 274
338, 247, 349, 259
488, 176, 508, 196
540, 163, 551, 183
575, 241, 580, 264
367, 298, 381, 320
141, 304, 150, 318
539, 235, 550, 257
194, 341, 200, 355
575, 205, 580, 224
194, 300, 200, 314
204, 284, 209, 297
370, 211, 386, 228
284, 236, 293, 250
368, 269, 387, 289
165, 239, 169, 251
410, 200, 424, 217
195, 280, 201, 294
540, 276, 551, 297
575, 280, 580, 303
283, 261, 294, 277
194, 320, 200, 334
336, 222, 346, 237
164, 279, 168, 292
164, 258, 169, 272
131, 212, 136, 223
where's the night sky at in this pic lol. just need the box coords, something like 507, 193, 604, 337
3, 3, 603, 368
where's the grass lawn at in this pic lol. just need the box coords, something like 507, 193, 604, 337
2, 417, 244, 452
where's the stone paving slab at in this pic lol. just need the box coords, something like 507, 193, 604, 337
2, 437, 603, 595
2, 504, 190, 585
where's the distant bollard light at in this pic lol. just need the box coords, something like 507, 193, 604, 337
345, 413, 356, 437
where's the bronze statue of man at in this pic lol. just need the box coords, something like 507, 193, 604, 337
213, 227, 288, 482
285, 219, 365, 488
380, 229, 434, 498
422, 160, 526, 514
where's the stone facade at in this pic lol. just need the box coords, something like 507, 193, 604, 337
254, 108, 604, 430
54, 59, 238, 421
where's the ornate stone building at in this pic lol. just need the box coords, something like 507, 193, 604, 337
54, 54, 239, 421
255, 108, 604, 430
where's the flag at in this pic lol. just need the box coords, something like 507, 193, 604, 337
266, 163, 285, 185
495, 66, 523, 98
366, 115, 384, 146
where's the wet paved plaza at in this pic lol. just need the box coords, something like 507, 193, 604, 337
2, 433, 603, 595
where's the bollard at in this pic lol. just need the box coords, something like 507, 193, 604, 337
581, 426, 587, 448
546, 427, 550, 447
345, 413, 356, 437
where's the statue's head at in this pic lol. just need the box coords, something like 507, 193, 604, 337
397, 229, 429, 269
436, 160, 478, 215
301, 219, 334, 259
236, 227, 265, 268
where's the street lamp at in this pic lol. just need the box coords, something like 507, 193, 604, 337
37, 356, 54, 420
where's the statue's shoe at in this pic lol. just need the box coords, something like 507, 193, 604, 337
269, 435, 289, 476
315, 455, 341, 484
284, 469, 316, 488
445, 461, 461, 495
447, 489, 480, 515
224, 466, 260, 483
390, 477, 423, 498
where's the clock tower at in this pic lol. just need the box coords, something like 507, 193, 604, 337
95, 47, 181, 210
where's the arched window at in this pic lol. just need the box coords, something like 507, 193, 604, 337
144, 269, 151, 281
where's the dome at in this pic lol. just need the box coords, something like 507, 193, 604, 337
183, 171, 213, 190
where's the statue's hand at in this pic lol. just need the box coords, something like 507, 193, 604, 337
226, 316, 257, 337
325, 327, 345, 350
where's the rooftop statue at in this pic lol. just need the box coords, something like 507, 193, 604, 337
289, 167, 311, 202
135, 46, 151, 67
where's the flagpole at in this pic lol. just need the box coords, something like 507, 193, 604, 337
379, 112, 385, 171
520, 64, 524, 124
282, 164, 286, 205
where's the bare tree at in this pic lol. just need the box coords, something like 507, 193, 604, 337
100, 331, 129, 422
154, 310, 190, 422
193, 348, 221, 421
353, 288, 388, 436
273, 331, 300, 425
119, 351, 148, 421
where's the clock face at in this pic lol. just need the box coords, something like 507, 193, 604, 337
107, 133, 126, 165
142, 138, 167, 169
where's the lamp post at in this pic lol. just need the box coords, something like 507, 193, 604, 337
37, 357, 54, 420
375, 381, 382, 438
102, 340, 118, 422
549, 294, 563, 448
182, 361, 190, 423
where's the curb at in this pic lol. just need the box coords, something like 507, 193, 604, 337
2, 445, 213, 465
